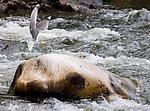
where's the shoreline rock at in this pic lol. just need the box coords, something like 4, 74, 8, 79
1, 0, 150, 15
0, 0, 103, 14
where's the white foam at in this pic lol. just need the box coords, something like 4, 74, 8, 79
0, 18, 120, 43
103, 9, 126, 20
108, 96, 150, 110
51, 18, 68, 23
125, 10, 139, 21
2, 95, 149, 111
0, 17, 120, 52
37, 27, 120, 43
8, 103, 19, 111
0, 20, 30, 41
125, 8, 150, 22
54, 51, 150, 71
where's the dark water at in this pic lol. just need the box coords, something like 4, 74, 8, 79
0, 6, 150, 110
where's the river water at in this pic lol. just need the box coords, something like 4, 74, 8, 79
0, 6, 150, 111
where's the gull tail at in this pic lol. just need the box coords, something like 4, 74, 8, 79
27, 39, 36, 52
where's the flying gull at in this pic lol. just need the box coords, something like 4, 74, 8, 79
29, 4, 51, 42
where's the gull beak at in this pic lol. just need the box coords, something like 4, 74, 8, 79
36, 4, 40, 8
47, 16, 51, 20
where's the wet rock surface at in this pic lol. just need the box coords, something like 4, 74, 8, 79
9, 54, 137, 100
1, 0, 150, 14
0, 0, 103, 14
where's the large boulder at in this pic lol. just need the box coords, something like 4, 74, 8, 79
9, 54, 137, 100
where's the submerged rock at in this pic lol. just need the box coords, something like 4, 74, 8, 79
9, 54, 137, 100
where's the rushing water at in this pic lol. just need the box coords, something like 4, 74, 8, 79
0, 6, 150, 110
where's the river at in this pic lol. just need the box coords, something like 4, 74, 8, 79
0, 6, 150, 111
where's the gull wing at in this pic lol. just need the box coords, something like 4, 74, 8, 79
30, 6, 38, 31
37, 16, 51, 30
29, 5, 39, 41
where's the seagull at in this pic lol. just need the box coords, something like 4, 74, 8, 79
29, 4, 51, 42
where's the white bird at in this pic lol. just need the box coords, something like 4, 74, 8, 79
29, 4, 51, 42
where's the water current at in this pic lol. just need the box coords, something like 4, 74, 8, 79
0, 6, 150, 111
